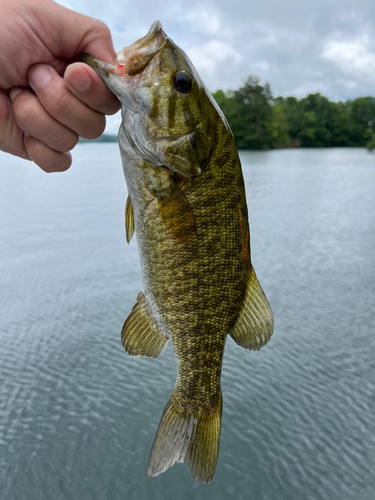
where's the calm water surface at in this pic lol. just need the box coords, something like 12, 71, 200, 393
0, 146, 374, 500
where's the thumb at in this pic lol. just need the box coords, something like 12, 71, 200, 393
37, 1, 118, 64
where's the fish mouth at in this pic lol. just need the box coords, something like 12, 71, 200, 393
81, 20, 165, 111
117, 20, 164, 75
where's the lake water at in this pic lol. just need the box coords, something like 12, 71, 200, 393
0, 146, 374, 500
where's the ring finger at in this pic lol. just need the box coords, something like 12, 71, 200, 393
10, 87, 78, 153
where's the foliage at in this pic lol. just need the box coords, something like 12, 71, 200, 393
365, 129, 375, 152
213, 78, 277, 150
270, 104, 289, 146
213, 78, 375, 150
347, 97, 375, 146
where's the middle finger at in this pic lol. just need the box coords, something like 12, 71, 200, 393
11, 87, 78, 153
28, 64, 106, 140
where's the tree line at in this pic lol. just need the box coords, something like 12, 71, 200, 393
212, 77, 375, 151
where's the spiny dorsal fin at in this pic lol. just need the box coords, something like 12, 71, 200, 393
121, 291, 168, 357
229, 267, 274, 351
125, 195, 135, 244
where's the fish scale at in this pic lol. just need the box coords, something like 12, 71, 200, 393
82, 19, 273, 483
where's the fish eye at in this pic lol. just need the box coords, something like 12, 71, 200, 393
173, 71, 193, 94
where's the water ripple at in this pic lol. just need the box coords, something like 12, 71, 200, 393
0, 147, 374, 499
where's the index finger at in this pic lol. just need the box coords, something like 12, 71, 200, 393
64, 63, 120, 115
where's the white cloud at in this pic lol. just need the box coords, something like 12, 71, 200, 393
58, 0, 375, 100
187, 41, 241, 79
186, 10, 221, 35
322, 37, 375, 80
55, 0, 74, 8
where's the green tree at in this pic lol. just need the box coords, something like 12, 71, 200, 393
213, 76, 375, 150
270, 104, 289, 146
329, 101, 351, 146
212, 89, 236, 125
276, 97, 303, 140
298, 93, 340, 147
231, 77, 274, 149
347, 97, 375, 146
364, 128, 375, 151
299, 110, 321, 146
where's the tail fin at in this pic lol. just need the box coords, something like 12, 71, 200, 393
148, 391, 222, 483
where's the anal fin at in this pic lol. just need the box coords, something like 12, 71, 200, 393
121, 291, 168, 357
230, 267, 274, 351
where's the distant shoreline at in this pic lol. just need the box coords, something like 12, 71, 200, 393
79, 135, 118, 143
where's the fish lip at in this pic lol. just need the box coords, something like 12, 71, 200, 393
80, 19, 164, 78
132, 20, 163, 51
81, 21, 167, 113
118, 21, 165, 76
81, 20, 163, 70
80, 54, 114, 77
81, 53, 139, 114
81, 20, 165, 86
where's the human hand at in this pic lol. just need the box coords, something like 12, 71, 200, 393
0, 0, 121, 172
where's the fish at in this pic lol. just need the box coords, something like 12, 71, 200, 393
82, 20, 274, 483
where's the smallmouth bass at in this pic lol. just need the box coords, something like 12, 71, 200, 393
82, 21, 273, 483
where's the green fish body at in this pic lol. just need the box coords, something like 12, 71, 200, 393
82, 21, 273, 483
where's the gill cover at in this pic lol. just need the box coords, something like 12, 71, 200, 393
82, 21, 216, 178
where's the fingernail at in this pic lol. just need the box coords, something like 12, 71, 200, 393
21, 152, 32, 161
21, 136, 32, 161
9, 87, 23, 101
29, 64, 52, 90
70, 69, 91, 92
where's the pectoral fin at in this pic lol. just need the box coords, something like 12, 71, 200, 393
121, 291, 168, 357
230, 267, 274, 351
158, 182, 196, 244
125, 195, 135, 244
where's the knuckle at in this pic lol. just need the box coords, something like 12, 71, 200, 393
49, 90, 71, 118
29, 138, 44, 157
107, 101, 121, 115
55, 131, 79, 153
94, 21, 112, 41
0, 102, 10, 150
66, 134, 79, 151
27, 136, 72, 173
48, 153, 72, 173
0, 95, 11, 124
83, 116, 106, 140
59, 155, 72, 172
14, 98, 36, 129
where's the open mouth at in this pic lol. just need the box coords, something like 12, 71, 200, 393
81, 21, 168, 115
81, 20, 165, 80
118, 20, 165, 76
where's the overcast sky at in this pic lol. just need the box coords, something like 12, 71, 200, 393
58, 0, 375, 134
